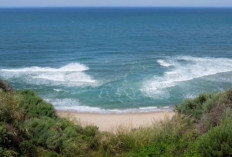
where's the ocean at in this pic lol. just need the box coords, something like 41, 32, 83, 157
0, 7, 232, 113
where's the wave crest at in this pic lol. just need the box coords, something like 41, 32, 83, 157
157, 59, 173, 67
0, 62, 97, 86
142, 56, 232, 96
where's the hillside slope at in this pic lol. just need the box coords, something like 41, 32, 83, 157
0, 79, 232, 157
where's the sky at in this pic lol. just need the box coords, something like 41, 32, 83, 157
1, 0, 232, 8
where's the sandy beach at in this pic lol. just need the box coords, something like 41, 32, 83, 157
56, 111, 175, 132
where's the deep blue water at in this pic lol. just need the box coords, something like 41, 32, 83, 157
1, 8, 232, 113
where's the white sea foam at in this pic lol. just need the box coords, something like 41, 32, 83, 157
53, 89, 63, 92
157, 59, 173, 67
0, 62, 97, 86
142, 56, 232, 97
47, 98, 172, 113
2, 63, 89, 72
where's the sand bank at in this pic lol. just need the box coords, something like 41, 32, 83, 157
56, 111, 175, 132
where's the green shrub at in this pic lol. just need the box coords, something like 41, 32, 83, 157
18, 90, 56, 118
175, 90, 232, 134
37, 147, 61, 157
0, 91, 24, 124
183, 141, 202, 157
24, 117, 64, 151
19, 140, 37, 155
0, 122, 7, 145
175, 93, 216, 120
136, 125, 198, 157
197, 118, 232, 157
62, 139, 89, 157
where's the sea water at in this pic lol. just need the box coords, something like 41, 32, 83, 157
0, 8, 232, 113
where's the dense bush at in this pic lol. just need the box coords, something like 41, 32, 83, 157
18, 90, 56, 118
197, 118, 232, 157
175, 92, 224, 121
0, 80, 232, 157
176, 89, 232, 134
0, 83, 99, 156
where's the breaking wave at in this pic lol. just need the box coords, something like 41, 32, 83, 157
142, 56, 232, 96
47, 98, 172, 113
157, 59, 174, 67
0, 62, 97, 86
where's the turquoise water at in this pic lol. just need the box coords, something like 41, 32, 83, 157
1, 8, 232, 113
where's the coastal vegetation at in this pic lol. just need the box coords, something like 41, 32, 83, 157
0, 79, 232, 157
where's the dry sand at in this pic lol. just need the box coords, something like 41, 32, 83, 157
56, 111, 175, 132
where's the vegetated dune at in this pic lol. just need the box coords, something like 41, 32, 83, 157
0, 79, 232, 157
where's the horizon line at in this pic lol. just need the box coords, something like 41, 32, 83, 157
1, 6, 232, 9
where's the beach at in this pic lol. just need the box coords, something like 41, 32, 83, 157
1, 6, 232, 156
56, 111, 175, 132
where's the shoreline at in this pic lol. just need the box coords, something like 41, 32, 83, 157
54, 106, 173, 114
56, 110, 175, 132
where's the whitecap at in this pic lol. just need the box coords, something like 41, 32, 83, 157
142, 56, 232, 97
0, 62, 97, 86
157, 59, 173, 67
53, 89, 63, 92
